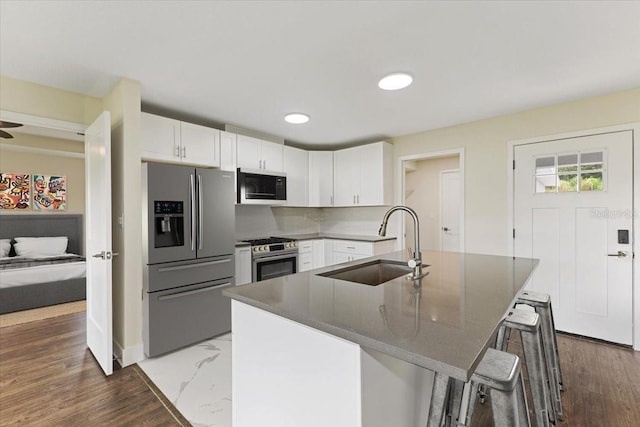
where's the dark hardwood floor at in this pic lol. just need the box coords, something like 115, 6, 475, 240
1, 311, 639, 426
472, 332, 640, 426
0, 311, 188, 426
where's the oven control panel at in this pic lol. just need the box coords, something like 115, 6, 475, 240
252, 241, 297, 253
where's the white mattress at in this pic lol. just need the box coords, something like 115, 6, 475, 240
0, 256, 86, 288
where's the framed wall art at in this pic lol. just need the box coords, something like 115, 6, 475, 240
0, 173, 30, 210
32, 174, 67, 210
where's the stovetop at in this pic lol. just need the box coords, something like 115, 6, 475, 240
245, 236, 298, 254
244, 237, 296, 246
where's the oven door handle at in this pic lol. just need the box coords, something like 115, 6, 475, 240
253, 252, 299, 262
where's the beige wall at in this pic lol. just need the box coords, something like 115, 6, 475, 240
0, 133, 85, 217
1, 76, 102, 125
392, 88, 640, 256
103, 78, 142, 364
405, 156, 459, 252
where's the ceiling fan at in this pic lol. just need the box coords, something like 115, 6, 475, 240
0, 120, 24, 139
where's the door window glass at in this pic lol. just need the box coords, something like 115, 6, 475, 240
534, 150, 605, 193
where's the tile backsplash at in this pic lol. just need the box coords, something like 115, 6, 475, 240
234, 205, 393, 240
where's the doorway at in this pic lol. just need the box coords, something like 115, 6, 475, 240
398, 149, 465, 254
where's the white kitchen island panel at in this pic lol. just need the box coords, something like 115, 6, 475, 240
232, 301, 434, 427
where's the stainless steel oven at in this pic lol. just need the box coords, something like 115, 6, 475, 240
246, 237, 298, 282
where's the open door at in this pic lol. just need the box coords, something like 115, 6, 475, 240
85, 111, 113, 375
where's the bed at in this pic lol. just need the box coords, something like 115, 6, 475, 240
0, 214, 85, 314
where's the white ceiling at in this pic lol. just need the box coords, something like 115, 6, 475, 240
1, 1, 639, 148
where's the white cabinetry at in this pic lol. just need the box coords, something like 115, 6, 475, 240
141, 112, 220, 167
333, 142, 393, 207
329, 239, 396, 265
220, 131, 237, 172
298, 239, 325, 272
284, 146, 309, 207
237, 134, 283, 172
308, 151, 334, 207
235, 246, 252, 285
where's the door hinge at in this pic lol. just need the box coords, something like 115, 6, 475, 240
512, 160, 515, 170
513, 229, 515, 239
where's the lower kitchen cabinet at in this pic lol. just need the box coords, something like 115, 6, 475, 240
298, 239, 325, 272
329, 239, 396, 265
235, 246, 252, 285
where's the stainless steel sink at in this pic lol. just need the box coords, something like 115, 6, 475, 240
317, 259, 418, 286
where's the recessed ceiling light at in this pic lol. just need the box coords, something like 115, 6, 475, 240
378, 72, 413, 90
284, 113, 310, 124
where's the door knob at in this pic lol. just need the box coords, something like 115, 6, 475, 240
443, 227, 450, 232
608, 250, 627, 258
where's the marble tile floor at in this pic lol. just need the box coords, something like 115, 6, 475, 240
137, 333, 232, 427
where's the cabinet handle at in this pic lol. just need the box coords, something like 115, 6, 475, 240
183, 146, 187, 158
330, 196, 333, 206
263, 160, 266, 169
356, 195, 360, 204
346, 246, 356, 250
259, 159, 262, 169
353, 195, 356, 204
175, 145, 180, 158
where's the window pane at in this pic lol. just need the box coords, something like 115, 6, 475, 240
558, 154, 578, 166
580, 172, 603, 191
581, 152, 603, 164
535, 156, 555, 175
558, 174, 577, 192
535, 175, 556, 193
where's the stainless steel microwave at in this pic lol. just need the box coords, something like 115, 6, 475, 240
237, 168, 287, 205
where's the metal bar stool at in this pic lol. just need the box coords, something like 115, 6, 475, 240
516, 290, 564, 391
496, 309, 555, 427
433, 348, 531, 427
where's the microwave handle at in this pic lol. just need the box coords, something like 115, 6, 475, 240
190, 174, 196, 251
198, 174, 203, 250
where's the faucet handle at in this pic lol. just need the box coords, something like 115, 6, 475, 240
408, 259, 418, 268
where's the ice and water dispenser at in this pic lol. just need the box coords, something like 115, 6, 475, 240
154, 200, 184, 248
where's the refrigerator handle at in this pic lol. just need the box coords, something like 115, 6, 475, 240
190, 174, 196, 251
198, 174, 204, 250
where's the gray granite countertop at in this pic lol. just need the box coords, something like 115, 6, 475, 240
223, 250, 538, 382
273, 232, 396, 242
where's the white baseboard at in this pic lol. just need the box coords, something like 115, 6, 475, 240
113, 339, 145, 367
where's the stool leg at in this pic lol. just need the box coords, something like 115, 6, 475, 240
489, 385, 521, 427
548, 303, 565, 390
515, 371, 532, 427
520, 330, 552, 427
537, 305, 564, 419
428, 372, 452, 427
448, 379, 465, 425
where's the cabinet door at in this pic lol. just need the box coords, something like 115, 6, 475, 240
358, 142, 393, 206
309, 151, 334, 207
141, 112, 181, 163
220, 131, 237, 172
332, 252, 353, 265
237, 134, 261, 169
261, 140, 284, 172
333, 147, 359, 206
311, 239, 325, 268
235, 246, 252, 285
284, 146, 309, 206
299, 253, 313, 272
180, 122, 220, 167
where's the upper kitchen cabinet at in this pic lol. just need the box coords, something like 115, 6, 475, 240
141, 112, 220, 168
308, 151, 334, 207
236, 134, 283, 172
333, 141, 393, 206
284, 146, 309, 207
220, 131, 237, 172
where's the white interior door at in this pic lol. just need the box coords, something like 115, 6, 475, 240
440, 170, 461, 252
85, 111, 113, 375
514, 131, 633, 345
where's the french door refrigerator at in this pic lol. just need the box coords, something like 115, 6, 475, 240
142, 162, 235, 357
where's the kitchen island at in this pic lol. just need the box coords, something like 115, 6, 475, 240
224, 250, 538, 427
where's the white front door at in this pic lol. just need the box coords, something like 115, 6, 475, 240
514, 131, 633, 345
440, 170, 461, 252
85, 111, 113, 375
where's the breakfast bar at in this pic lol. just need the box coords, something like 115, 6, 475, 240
224, 250, 538, 427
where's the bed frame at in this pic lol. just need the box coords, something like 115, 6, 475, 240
0, 214, 85, 314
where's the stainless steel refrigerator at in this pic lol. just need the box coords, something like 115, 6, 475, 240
142, 162, 235, 357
